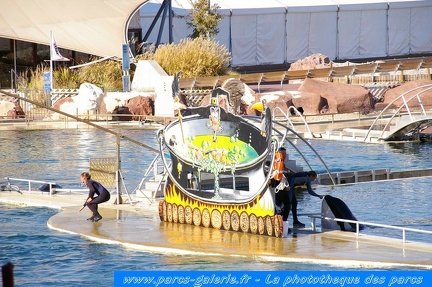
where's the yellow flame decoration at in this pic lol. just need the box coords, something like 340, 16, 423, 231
164, 183, 274, 218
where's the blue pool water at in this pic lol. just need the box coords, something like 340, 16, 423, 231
1, 129, 432, 286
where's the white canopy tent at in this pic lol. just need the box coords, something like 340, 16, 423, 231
140, 0, 432, 66
0, 0, 148, 58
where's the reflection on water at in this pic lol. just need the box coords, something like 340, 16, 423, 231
386, 141, 432, 156
1, 129, 159, 189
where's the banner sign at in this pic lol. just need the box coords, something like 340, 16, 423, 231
44, 71, 51, 93
122, 44, 130, 71
114, 270, 431, 287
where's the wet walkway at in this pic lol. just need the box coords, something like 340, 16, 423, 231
1, 190, 432, 269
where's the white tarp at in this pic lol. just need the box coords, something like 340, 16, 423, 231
336, 1, 389, 59
222, 0, 287, 66
230, 13, 286, 66
388, 0, 432, 55
281, 0, 339, 62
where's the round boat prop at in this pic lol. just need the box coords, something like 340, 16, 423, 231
157, 90, 283, 237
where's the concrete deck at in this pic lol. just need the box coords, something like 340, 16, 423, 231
1, 190, 432, 269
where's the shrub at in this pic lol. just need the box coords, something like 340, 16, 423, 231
136, 37, 231, 78
18, 37, 232, 97
55, 66, 80, 89
77, 59, 123, 91
17, 64, 48, 105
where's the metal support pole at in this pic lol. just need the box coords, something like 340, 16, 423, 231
2, 262, 14, 287
49, 31, 54, 108
168, 0, 173, 43
116, 134, 122, 204
156, 1, 168, 47
13, 39, 17, 92
143, 2, 166, 43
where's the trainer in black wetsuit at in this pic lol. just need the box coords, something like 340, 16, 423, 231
81, 172, 110, 222
288, 171, 323, 228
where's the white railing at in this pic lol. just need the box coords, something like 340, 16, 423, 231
308, 214, 432, 243
3, 177, 86, 195
134, 153, 167, 202
363, 84, 432, 142
4, 177, 56, 194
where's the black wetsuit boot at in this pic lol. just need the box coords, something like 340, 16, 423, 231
93, 212, 102, 222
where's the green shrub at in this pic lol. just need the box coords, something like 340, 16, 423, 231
18, 37, 232, 97
18, 58, 125, 97
17, 64, 81, 105
55, 66, 80, 89
136, 37, 231, 78
17, 64, 47, 105
77, 59, 123, 91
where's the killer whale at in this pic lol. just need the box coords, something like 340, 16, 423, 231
321, 195, 364, 232
38, 183, 62, 192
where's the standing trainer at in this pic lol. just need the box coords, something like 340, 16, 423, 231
271, 147, 291, 225
288, 171, 323, 228
80, 172, 111, 222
